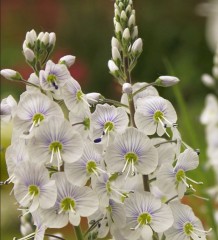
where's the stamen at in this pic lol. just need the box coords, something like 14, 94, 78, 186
195, 149, 200, 155
131, 159, 135, 176
19, 192, 32, 204
130, 220, 142, 231
158, 117, 170, 137
92, 168, 100, 177
81, 95, 91, 107
193, 227, 212, 234
185, 176, 203, 185
13, 232, 36, 240
29, 120, 36, 133
121, 160, 129, 173
57, 148, 62, 171
50, 149, 54, 163
181, 178, 196, 192
110, 186, 126, 198
96, 167, 107, 174
162, 116, 173, 126
52, 81, 58, 90
125, 164, 131, 180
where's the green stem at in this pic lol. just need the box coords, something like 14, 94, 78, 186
161, 234, 166, 240
99, 98, 128, 108
74, 226, 84, 240
143, 175, 150, 192
44, 233, 66, 240
154, 139, 177, 148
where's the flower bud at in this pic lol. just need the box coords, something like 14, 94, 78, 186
213, 56, 218, 65
122, 28, 130, 40
112, 47, 121, 62
155, 76, 180, 87
120, 10, 127, 21
23, 48, 35, 62
122, 83, 132, 94
118, 2, 124, 10
128, 14, 135, 27
0, 69, 22, 81
108, 60, 119, 73
131, 38, 143, 55
131, 26, 138, 39
49, 32, 56, 46
111, 37, 121, 50
125, 5, 132, 16
42, 32, 49, 45
115, 9, 120, 18
115, 22, 123, 34
212, 66, 218, 78
59, 55, 76, 68
86, 92, 102, 104
201, 74, 215, 87
25, 30, 36, 47
37, 32, 44, 41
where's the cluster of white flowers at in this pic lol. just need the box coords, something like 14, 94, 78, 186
0, 0, 212, 240
200, 45, 218, 227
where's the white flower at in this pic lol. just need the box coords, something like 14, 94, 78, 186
69, 108, 91, 139
39, 60, 71, 91
91, 103, 129, 143
13, 92, 64, 135
14, 161, 57, 212
105, 127, 158, 176
0, 95, 17, 122
135, 96, 177, 136
29, 118, 84, 170
165, 202, 211, 240
157, 148, 201, 198
123, 191, 173, 240
65, 142, 103, 186
200, 94, 218, 125
62, 77, 90, 112
40, 172, 99, 228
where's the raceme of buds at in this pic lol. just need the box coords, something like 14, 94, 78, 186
0, 69, 22, 81
155, 76, 180, 87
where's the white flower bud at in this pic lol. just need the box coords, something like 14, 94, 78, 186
212, 66, 218, 78
37, 32, 44, 41
115, 9, 120, 18
131, 26, 138, 39
115, 22, 123, 34
20, 223, 33, 236
128, 14, 135, 27
155, 76, 180, 87
125, 5, 132, 15
119, 2, 124, 10
86, 92, 101, 104
23, 48, 35, 62
112, 47, 121, 62
122, 83, 132, 94
201, 74, 215, 87
49, 32, 56, 46
25, 30, 36, 47
213, 56, 218, 65
108, 60, 119, 73
122, 28, 130, 40
111, 37, 121, 50
59, 55, 76, 68
120, 10, 127, 21
0, 69, 22, 81
42, 32, 49, 45
131, 38, 143, 55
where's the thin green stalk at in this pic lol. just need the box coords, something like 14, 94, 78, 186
74, 226, 84, 240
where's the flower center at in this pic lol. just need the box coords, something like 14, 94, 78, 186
76, 90, 84, 101
184, 222, 193, 236
153, 110, 164, 122
86, 161, 97, 174
176, 169, 185, 182
49, 141, 63, 152
137, 212, 152, 225
61, 197, 75, 212
32, 113, 44, 124
104, 121, 114, 133
28, 185, 40, 196
124, 152, 138, 163
83, 117, 90, 130
47, 74, 58, 89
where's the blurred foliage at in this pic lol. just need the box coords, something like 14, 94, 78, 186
1, 0, 217, 239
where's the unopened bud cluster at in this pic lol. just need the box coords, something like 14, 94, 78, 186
108, 0, 143, 83
23, 30, 56, 72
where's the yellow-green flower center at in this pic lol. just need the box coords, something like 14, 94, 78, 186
176, 169, 185, 182
47, 74, 57, 83
86, 161, 97, 174
76, 90, 84, 101
184, 222, 193, 236
83, 117, 90, 130
28, 185, 40, 196
32, 113, 44, 123
124, 152, 138, 163
61, 197, 75, 212
104, 121, 114, 132
137, 212, 152, 225
49, 141, 63, 152
153, 110, 164, 122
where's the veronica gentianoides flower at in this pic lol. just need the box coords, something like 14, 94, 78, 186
29, 118, 83, 170
134, 96, 177, 136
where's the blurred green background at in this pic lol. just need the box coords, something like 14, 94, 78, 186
1, 0, 217, 239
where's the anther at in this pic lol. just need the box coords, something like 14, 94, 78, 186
195, 149, 200, 155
